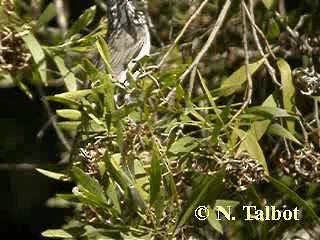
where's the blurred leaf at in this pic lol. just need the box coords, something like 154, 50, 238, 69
0, 73, 14, 88
247, 106, 291, 118
65, 6, 96, 39
56, 109, 82, 120
71, 167, 107, 204
208, 207, 223, 234
22, 32, 47, 85
197, 70, 222, 120
169, 136, 199, 154
96, 35, 113, 74
36, 168, 70, 181
277, 58, 296, 132
36, 3, 56, 29
208, 200, 239, 233
42, 229, 72, 238
53, 56, 77, 91
47, 89, 91, 106
150, 140, 162, 205
235, 128, 269, 175
216, 58, 265, 96
106, 180, 121, 215
267, 18, 280, 40
261, 0, 275, 9
267, 176, 320, 224
57, 121, 80, 131
267, 123, 301, 144
176, 171, 224, 228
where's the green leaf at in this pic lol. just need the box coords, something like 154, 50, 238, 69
267, 123, 301, 144
267, 18, 280, 40
197, 70, 222, 121
42, 229, 72, 238
106, 180, 121, 214
53, 56, 77, 91
70, 167, 107, 204
57, 121, 80, 131
235, 128, 269, 175
22, 32, 47, 85
150, 141, 162, 205
176, 171, 225, 228
56, 109, 81, 120
248, 120, 270, 141
247, 106, 291, 118
217, 58, 265, 96
65, 6, 96, 39
208, 200, 239, 233
267, 176, 320, 225
277, 58, 296, 132
207, 207, 223, 234
169, 136, 199, 154
36, 3, 56, 29
47, 89, 92, 106
10, 74, 33, 99
261, 0, 275, 9
96, 35, 113, 74
36, 168, 70, 181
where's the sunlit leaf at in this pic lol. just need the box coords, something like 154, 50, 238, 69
235, 128, 269, 175
22, 32, 47, 85
42, 229, 72, 238
277, 58, 296, 133
216, 58, 265, 96
53, 56, 77, 91
36, 168, 70, 181
150, 140, 162, 205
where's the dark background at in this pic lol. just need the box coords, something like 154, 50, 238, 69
0, 0, 319, 239
0, 1, 95, 239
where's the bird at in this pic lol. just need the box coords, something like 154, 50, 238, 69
103, 0, 151, 88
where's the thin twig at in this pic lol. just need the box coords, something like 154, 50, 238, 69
314, 97, 320, 147
247, 0, 282, 87
179, 0, 232, 83
38, 86, 71, 151
241, 2, 276, 60
157, 0, 209, 68
226, 1, 253, 126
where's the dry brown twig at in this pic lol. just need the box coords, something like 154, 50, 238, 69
226, 0, 253, 126
241, 1, 276, 60
179, 0, 232, 83
157, 0, 210, 68
247, 0, 282, 87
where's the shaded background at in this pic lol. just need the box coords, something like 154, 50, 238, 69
0, 0, 319, 239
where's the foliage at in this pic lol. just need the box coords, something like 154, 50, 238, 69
2, 0, 320, 239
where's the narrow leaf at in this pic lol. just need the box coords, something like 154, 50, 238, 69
277, 58, 296, 132
65, 6, 96, 39
36, 168, 69, 181
36, 3, 56, 29
22, 32, 47, 85
42, 229, 72, 238
217, 58, 265, 96
267, 123, 301, 144
53, 56, 77, 91
267, 176, 320, 224
150, 141, 162, 205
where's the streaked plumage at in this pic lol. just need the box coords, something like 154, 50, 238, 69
104, 0, 150, 86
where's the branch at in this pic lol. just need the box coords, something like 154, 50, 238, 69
226, 1, 253, 125
179, 0, 232, 83
247, 0, 281, 87
157, 0, 209, 68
